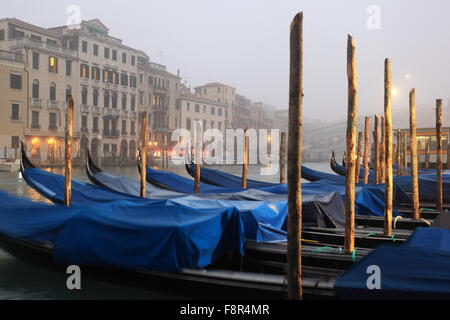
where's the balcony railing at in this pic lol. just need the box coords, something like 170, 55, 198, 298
104, 108, 113, 116
31, 98, 43, 107
92, 106, 101, 114
11, 38, 76, 57
121, 110, 129, 118
30, 124, 41, 130
48, 125, 58, 131
112, 109, 121, 116
81, 105, 90, 113
47, 100, 59, 111
130, 111, 137, 119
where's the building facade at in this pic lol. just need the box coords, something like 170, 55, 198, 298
0, 49, 26, 159
0, 18, 80, 165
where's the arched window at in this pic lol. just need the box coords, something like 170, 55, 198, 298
32, 79, 39, 98
82, 87, 88, 105
93, 89, 98, 106
50, 82, 56, 101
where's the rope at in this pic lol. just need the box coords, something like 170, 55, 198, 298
363, 232, 377, 238
352, 248, 357, 262
393, 215, 403, 229
420, 218, 432, 226
391, 234, 396, 242
309, 246, 334, 255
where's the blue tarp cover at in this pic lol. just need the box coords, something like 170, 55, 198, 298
21, 167, 347, 237
335, 227, 450, 299
0, 191, 244, 272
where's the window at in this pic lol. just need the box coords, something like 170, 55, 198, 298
211, 107, 215, 115
66, 60, 72, 76
195, 104, 199, 112
130, 76, 137, 88
32, 52, 39, 70
10, 73, 22, 89
218, 122, 222, 130
11, 136, 19, 148
92, 67, 100, 81
82, 87, 88, 105
203, 120, 207, 129
186, 118, 191, 130
103, 69, 109, 83
130, 121, 135, 135
111, 93, 118, 109
81, 115, 87, 129
49, 113, 57, 130
139, 91, 144, 104
121, 73, 128, 86
112, 50, 117, 61
139, 74, 143, 84
217, 87, 221, 93
218, 108, 222, 116
93, 89, 99, 106
131, 55, 136, 66
13, 30, 24, 39
47, 39, 58, 47
31, 111, 40, 128
80, 64, 89, 78
93, 117, 99, 133
122, 120, 127, 134
203, 105, 206, 113
203, 88, 207, 94
104, 92, 110, 108
0, 30, 4, 41
32, 80, 39, 98
211, 121, 215, 129
149, 76, 153, 86
66, 85, 71, 100
186, 103, 190, 111
50, 83, 56, 101
104, 47, 110, 59
48, 56, 58, 73
131, 95, 136, 111
11, 103, 19, 121
82, 40, 87, 53
122, 52, 127, 63
93, 44, 99, 56
122, 94, 127, 109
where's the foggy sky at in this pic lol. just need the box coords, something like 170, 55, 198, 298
2, 0, 450, 125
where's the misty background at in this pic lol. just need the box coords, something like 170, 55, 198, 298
2, 0, 450, 128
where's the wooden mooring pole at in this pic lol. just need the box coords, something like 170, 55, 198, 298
381, 115, 386, 182
345, 35, 357, 253
403, 133, 408, 173
384, 59, 393, 237
436, 99, 443, 212
287, 12, 303, 300
447, 136, 450, 170
140, 111, 147, 198
355, 131, 363, 183
64, 96, 74, 207
373, 115, 380, 184
242, 134, 249, 189
194, 121, 202, 194
409, 89, 420, 220
363, 117, 371, 184
396, 129, 401, 178
280, 132, 287, 184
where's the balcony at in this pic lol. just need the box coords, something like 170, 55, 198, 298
81, 78, 89, 85
80, 127, 89, 134
130, 87, 137, 94
10, 38, 76, 58
104, 82, 111, 89
47, 100, 59, 111
130, 111, 137, 119
112, 109, 121, 117
122, 86, 128, 93
81, 105, 90, 113
48, 125, 58, 132
30, 124, 41, 131
104, 108, 113, 116
93, 80, 100, 87
121, 110, 129, 118
92, 106, 101, 114
31, 98, 43, 108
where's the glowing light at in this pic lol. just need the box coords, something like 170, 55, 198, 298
405, 74, 411, 79
49, 57, 56, 67
31, 138, 39, 145
47, 138, 55, 145
392, 88, 399, 97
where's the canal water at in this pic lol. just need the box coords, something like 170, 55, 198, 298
0, 161, 332, 299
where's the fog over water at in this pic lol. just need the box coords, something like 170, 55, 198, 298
2, 0, 450, 126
